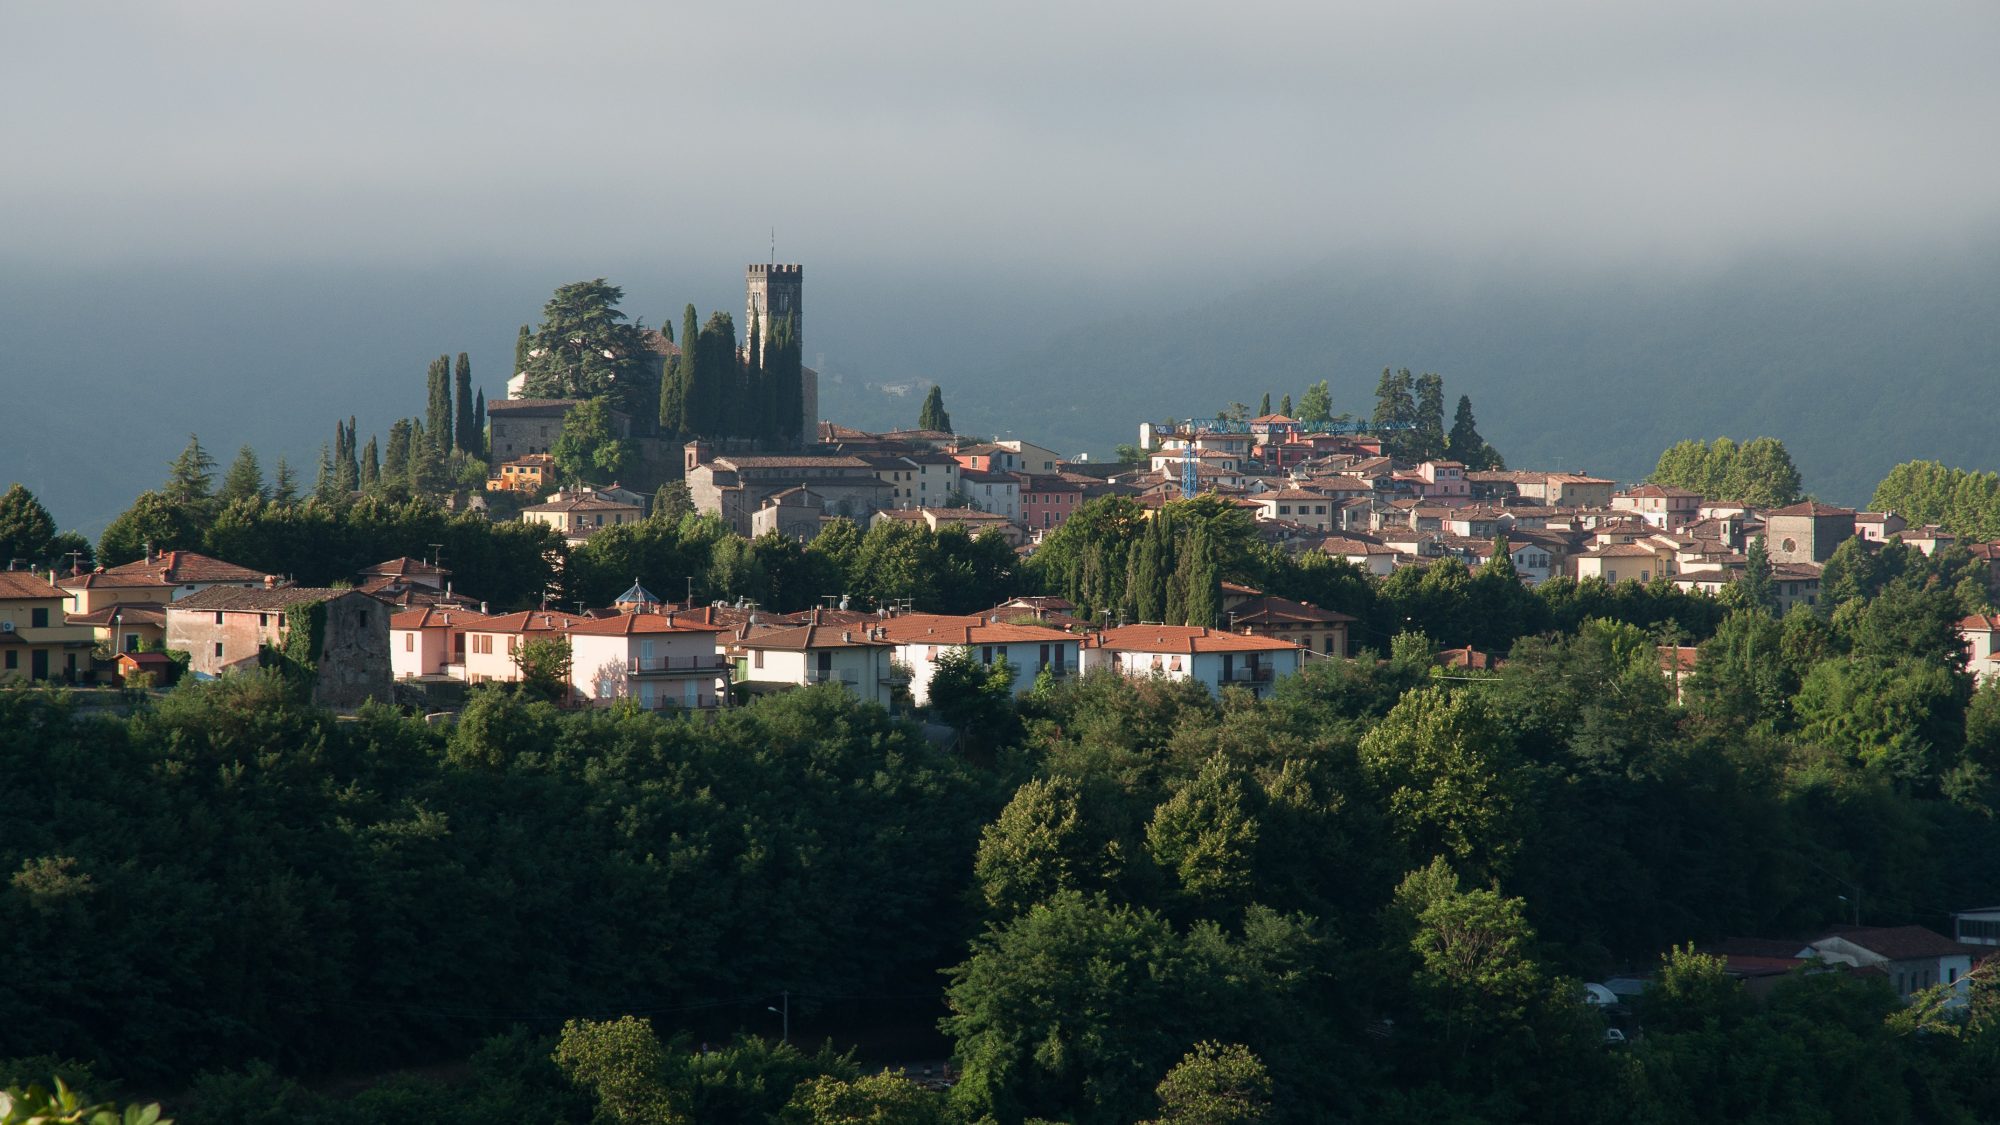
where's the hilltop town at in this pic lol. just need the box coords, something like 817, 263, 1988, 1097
8, 264, 2000, 1123
3, 263, 2000, 710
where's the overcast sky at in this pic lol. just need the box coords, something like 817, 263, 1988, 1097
5, 0, 1997, 277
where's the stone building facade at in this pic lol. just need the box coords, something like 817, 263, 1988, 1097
165, 585, 391, 708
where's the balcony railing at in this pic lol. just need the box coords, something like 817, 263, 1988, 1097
806, 669, 860, 685
630, 654, 731, 675
1223, 665, 1274, 683
640, 693, 725, 710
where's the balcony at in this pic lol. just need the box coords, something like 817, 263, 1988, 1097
629, 654, 731, 676
639, 693, 726, 710
806, 669, 859, 686
1222, 665, 1274, 683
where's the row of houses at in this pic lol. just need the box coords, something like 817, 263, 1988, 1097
388, 580, 1339, 711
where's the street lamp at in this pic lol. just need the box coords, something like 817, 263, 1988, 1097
766, 991, 789, 1045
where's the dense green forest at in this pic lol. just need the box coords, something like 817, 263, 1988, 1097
10, 529, 2000, 1120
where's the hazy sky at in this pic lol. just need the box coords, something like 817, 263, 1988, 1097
5, 0, 1997, 276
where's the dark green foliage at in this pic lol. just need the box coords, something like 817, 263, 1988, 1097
216, 447, 265, 508
98, 490, 203, 565
1650, 436, 1804, 506
0, 484, 57, 567
453, 353, 475, 454
918, 385, 951, 434
270, 458, 298, 507
518, 281, 652, 419
164, 433, 217, 509
549, 399, 634, 486
473, 388, 487, 458
0, 680, 990, 1088
425, 355, 453, 456
1295, 380, 1331, 427
1446, 395, 1502, 470
1870, 459, 2000, 538
200, 494, 559, 608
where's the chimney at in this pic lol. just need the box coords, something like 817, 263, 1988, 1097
264, 574, 279, 589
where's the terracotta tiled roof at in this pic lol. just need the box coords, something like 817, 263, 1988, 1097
1090, 625, 1297, 654
61, 551, 266, 590
730, 622, 892, 650
486, 398, 580, 413
67, 604, 167, 626
390, 606, 488, 630
1229, 595, 1355, 625
1435, 645, 1499, 669
1618, 483, 1702, 499
718, 454, 876, 470
1767, 501, 1855, 518
566, 612, 724, 636
522, 495, 644, 513
361, 556, 449, 578
467, 610, 588, 633
0, 572, 64, 600
169, 586, 366, 612
1815, 925, 1978, 961
875, 614, 1078, 645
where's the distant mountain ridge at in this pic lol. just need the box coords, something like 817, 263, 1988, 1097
828, 247, 2000, 507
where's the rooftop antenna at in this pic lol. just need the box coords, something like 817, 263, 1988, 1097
770, 227, 776, 266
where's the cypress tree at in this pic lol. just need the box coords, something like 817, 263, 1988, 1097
360, 437, 380, 489
768, 311, 803, 445
514, 325, 532, 373
334, 418, 359, 493
1258, 392, 1271, 416
426, 355, 453, 454
919, 385, 953, 433
678, 305, 703, 434
473, 389, 486, 457
1182, 527, 1219, 628
1280, 393, 1293, 417
454, 353, 475, 453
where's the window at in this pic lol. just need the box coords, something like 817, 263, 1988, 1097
30, 608, 47, 628
124, 634, 140, 653
215, 611, 225, 624
753, 650, 764, 669
359, 610, 369, 628
213, 642, 224, 658
405, 634, 415, 652
4, 651, 13, 669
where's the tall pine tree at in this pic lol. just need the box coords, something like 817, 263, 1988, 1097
271, 457, 298, 506
513, 324, 532, 373
218, 445, 265, 506
360, 436, 380, 490
383, 419, 413, 484
1413, 372, 1447, 461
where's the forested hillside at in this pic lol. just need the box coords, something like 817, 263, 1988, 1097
9, 523, 2000, 1121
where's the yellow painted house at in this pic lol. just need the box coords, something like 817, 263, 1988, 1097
0, 571, 96, 683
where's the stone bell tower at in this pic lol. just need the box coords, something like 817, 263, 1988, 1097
746, 263, 814, 442
745, 263, 802, 357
